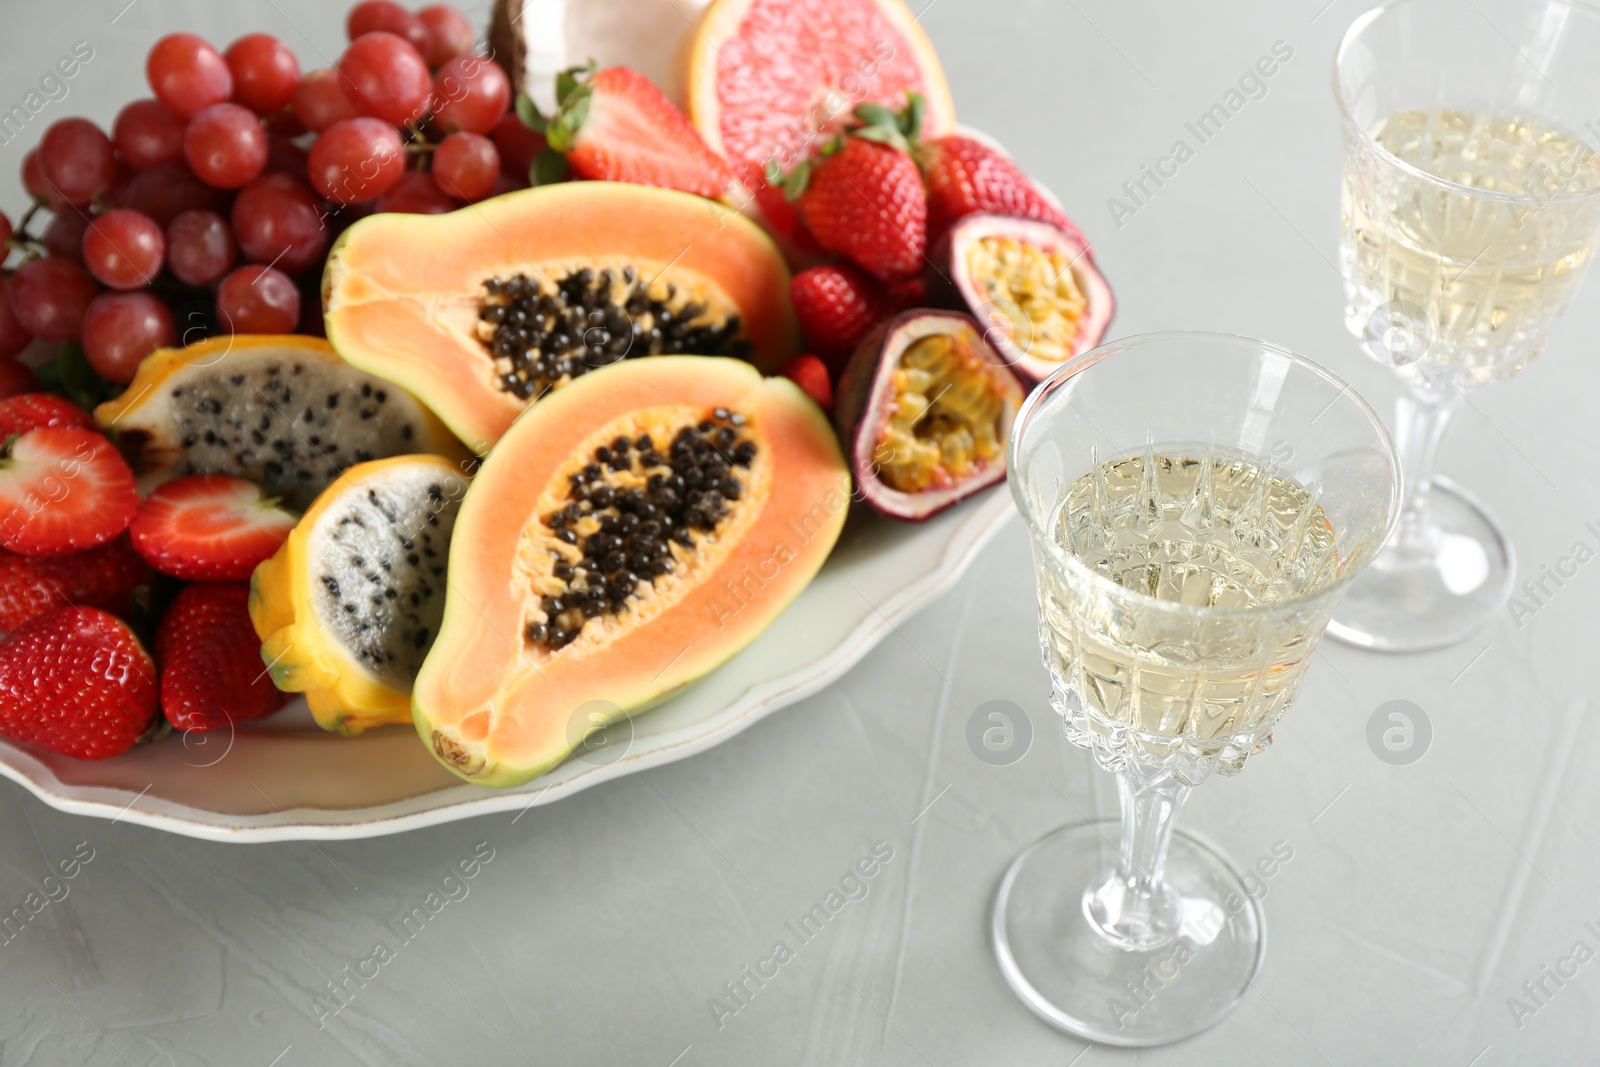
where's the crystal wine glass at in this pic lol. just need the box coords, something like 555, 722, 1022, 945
1329, 0, 1600, 651
994, 332, 1400, 1045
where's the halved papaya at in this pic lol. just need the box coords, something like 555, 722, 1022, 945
413, 355, 849, 788
322, 183, 800, 454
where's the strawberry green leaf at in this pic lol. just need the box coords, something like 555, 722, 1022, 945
904, 92, 926, 140
531, 146, 570, 186
555, 60, 597, 106
764, 159, 784, 187
515, 93, 547, 133
781, 159, 812, 202
544, 83, 593, 153
852, 125, 909, 153
853, 103, 898, 129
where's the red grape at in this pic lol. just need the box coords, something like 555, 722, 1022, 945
0, 297, 32, 360
225, 34, 301, 115
38, 118, 117, 206
484, 170, 528, 199
166, 210, 237, 287
184, 103, 269, 189
0, 211, 11, 249
21, 151, 61, 208
147, 34, 234, 119
266, 110, 307, 138
82, 291, 175, 383
265, 134, 309, 181
232, 173, 328, 275
432, 55, 510, 135
104, 161, 139, 209
291, 69, 363, 133
43, 211, 91, 263
0, 355, 37, 398
298, 276, 326, 336
112, 99, 187, 171
376, 170, 458, 214
418, 5, 476, 67
347, 2, 429, 52
124, 161, 231, 228
82, 209, 166, 289
216, 265, 299, 333
7, 258, 100, 342
490, 111, 546, 178
433, 132, 500, 200
307, 118, 406, 204
339, 32, 432, 126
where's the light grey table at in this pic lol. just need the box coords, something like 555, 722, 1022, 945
2, 1, 1597, 1064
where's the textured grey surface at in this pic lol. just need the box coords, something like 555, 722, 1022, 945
2, 0, 1599, 1064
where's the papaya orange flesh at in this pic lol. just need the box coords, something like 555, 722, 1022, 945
413, 356, 849, 788
323, 183, 799, 455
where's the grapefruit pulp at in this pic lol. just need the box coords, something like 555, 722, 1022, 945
687, 0, 955, 184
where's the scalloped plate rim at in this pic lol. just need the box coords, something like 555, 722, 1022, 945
0, 492, 1015, 842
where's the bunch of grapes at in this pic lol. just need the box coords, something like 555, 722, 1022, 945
0, 1, 546, 387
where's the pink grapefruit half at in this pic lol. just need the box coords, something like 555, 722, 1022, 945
687, 0, 957, 177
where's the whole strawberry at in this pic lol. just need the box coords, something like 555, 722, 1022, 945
0, 535, 153, 634
789, 136, 926, 283
156, 582, 290, 732
791, 264, 907, 375
0, 394, 94, 438
0, 606, 158, 759
779, 354, 833, 414
920, 134, 1082, 246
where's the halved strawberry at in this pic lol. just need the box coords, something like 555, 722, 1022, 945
530, 64, 733, 199
129, 474, 298, 581
0, 605, 158, 760
156, 582, 290, 732
0, 394, 94, 438
0, 428, 138, 557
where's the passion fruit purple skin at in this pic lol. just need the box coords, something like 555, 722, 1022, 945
926, 213, 1115, 385
834, 309, 1026, 522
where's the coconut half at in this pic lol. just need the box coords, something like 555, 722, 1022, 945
834, 310, 1025, 522
930, 213, 1114, 385
490, 0, 712, 112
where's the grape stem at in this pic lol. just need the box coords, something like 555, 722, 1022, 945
3, 200, 50, 260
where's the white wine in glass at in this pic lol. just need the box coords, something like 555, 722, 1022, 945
995, 333, 1400, 1046
1330, 0, 1600, 651
1343, 107, 1600, 386
1043, 449, 1338, 783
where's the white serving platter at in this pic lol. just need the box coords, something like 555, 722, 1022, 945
0, 490, 1013, 841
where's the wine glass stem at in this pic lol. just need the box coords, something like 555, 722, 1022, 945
1085, 766, 1188, 950
1390, 379, 1463, 558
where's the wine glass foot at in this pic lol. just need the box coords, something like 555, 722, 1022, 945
1325, 476, 1513, 652
991, 821, 1265, 1047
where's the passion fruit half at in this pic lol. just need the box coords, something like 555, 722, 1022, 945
835, 310, 1025, 522
930, 213, 1114, 384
